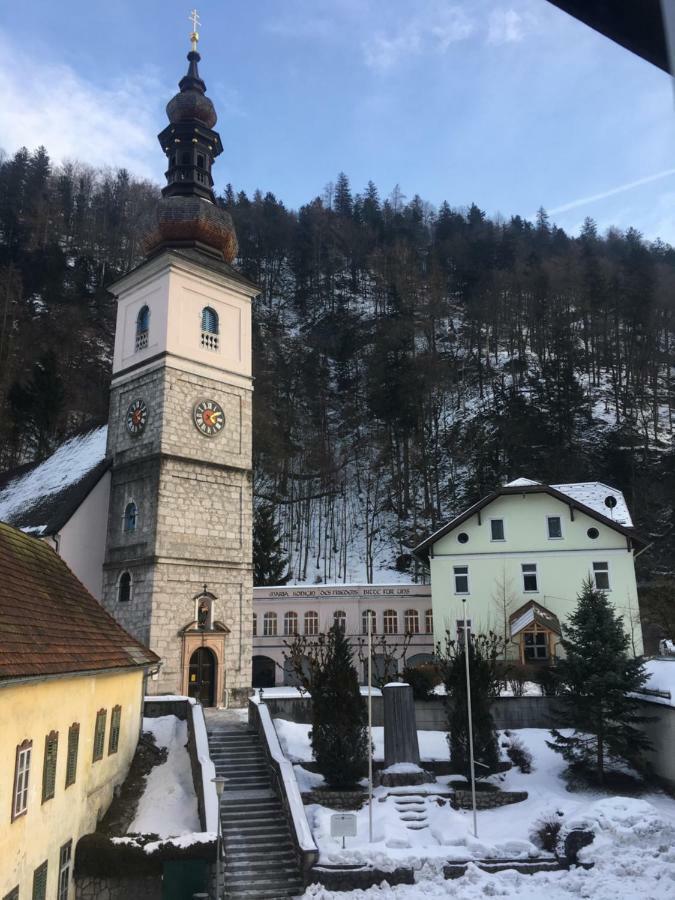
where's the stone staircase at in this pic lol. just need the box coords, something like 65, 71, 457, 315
394, 793, 429, 831
207, 722, 305, 900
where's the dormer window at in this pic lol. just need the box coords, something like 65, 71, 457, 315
201, 306, 219, 351
123, 502, 137, 533
136, 305, 149, 351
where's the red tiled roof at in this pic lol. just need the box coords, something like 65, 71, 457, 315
0, 523, 159, 680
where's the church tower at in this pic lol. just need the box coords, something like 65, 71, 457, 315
101, 21, 256, 705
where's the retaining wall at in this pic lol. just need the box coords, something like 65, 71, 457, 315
264, 695, 565, 731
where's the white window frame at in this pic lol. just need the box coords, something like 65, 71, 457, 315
283, 611, 298, 637
490, 518, 505, 541
304, 611, 319, 636
383, 609, 398, 635
362, 609, 376, 635
333, 610, 347, 632
13, 742, 31, 820
546, 515, 563, 540
456, 618, 472, 645
404, 609, 420, 634
522, 563, 538, 593
263, 612, 277, 637
58, 840, 73, 900
454, 565, 469, 594
592, 561, 610, 591
425, 609, 434, 634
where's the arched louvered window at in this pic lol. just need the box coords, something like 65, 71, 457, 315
362, 609, 376, 635
123, 502, 137, 533
136, 306, 149, 351
404, 609, 419, 634
201, 307, 219, 351
118, 572, 132, 603
383, 609, 398, 635
304, 610, 319, 635
333, 610, 346, 633
284, 611, 298, 636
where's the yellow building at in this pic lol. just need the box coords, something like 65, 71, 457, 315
0, 523, 158, 900
414, 479, 647, 660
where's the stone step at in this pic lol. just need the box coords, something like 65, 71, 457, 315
225, 875, 304, 893
227, 850, 297, 865
222, 822, 287, 835
224, 834, 296, 849
225, 887, 303, 900
226, 866, 301, 884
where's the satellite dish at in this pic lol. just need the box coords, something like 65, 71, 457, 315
604, 496, 617, 509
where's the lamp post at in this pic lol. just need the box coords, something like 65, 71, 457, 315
212, 775, 227, 899
367, 610, 374, 843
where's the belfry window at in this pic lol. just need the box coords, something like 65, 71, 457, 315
118, 572, 131, 603
201, 307, 219, 351
136, 305, 149, 351
123, 502, 137, 533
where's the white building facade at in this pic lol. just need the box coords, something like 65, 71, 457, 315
252, 583, 433, 686
414, 479, 646, 662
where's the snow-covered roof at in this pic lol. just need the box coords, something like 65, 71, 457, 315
551, 482, 633, 527
0, 427, 109, 535
505, 477, 541, 487
510, 601, 561, 637
637, 658, 675, 708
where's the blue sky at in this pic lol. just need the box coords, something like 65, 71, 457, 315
2, 0, 675, 241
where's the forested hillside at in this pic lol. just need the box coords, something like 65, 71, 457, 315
1, 147, 674, 588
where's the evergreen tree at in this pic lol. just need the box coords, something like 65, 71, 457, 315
253, 504, 290, 586
548, 580, 653, 782
285, 625, 369, 788
438, 629, 503, 781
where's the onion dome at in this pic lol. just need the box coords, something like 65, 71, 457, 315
166, 51, 217, 129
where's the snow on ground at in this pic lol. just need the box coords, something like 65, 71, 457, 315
276, 721, 675, 896
433, 683, 542, 698
254, 687, 383, 701
0, 426, 107, 526
128, 715, 200, 837
275, 720, 448, 764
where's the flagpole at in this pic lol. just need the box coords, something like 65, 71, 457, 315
368, 612, 373, 843
463, 597, 478, 838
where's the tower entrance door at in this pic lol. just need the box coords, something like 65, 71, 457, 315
188, 647, 216, 706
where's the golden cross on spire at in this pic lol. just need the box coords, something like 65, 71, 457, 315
189, 8, 201, 51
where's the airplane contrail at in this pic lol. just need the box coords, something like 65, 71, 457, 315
543, 168, 675, 216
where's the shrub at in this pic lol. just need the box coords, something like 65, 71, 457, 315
506, 662, 530, 697
285, 626, 368, 788
402, 663, 441, 701
529, 815, 563, 853
506, 735, 533, 773
438, 630, 504, 782
533, 665, 559, 697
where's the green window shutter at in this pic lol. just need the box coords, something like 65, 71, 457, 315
3, 887, 19, 900
93, 709, 107, 762
108, 705, 122, 755
65, 723, 79, 787
41, 731, 58, 803
32, 861, 48, 900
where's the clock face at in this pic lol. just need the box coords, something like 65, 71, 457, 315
126, 398, 148, 435
193, 399, 225, 437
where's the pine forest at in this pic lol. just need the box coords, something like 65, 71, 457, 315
0, 147, 674, 595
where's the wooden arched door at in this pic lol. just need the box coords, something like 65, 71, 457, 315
188, 647, 216, 706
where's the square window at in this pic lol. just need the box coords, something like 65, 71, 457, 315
490, 519, 505, 541
522, 563, 538, 592
547, 516, 562, 539
454, 566, 469, 594
524, 632, 548, 660
593, 562, 610, 591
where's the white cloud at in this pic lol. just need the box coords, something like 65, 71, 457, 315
363, 4, 474, 71
0, 31, 165, 178
487, 9, 525, 45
